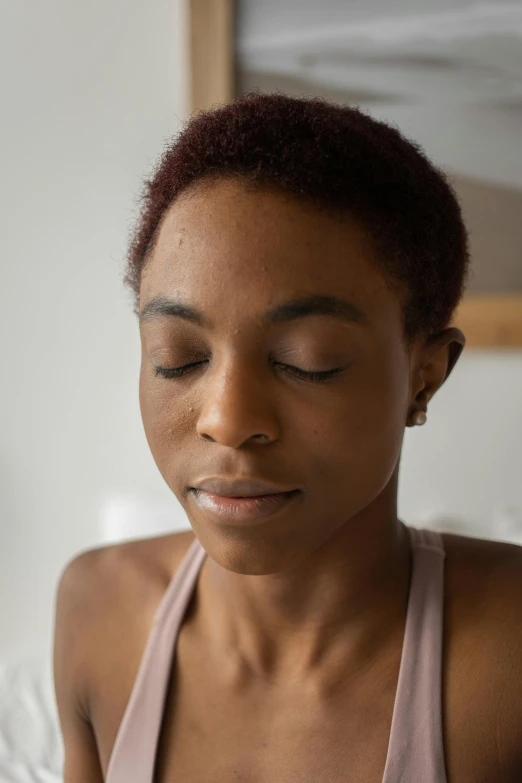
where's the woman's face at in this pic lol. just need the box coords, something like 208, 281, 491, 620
138, 177, 417, 572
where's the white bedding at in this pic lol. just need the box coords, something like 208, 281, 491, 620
0, 655, 63, 783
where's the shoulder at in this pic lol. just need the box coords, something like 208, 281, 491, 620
54, 529, 196, 718
441, 531, 522, 780
55, 529, 197, 636
442, 531, 522, 688
57, 528, 197, 603
442, 531, 522, 633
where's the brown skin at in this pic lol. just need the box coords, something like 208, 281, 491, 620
54, 178, 522, 781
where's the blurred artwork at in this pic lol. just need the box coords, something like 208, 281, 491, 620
235, 0, 522, 296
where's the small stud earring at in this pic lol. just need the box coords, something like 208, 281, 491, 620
412, 410, 427, 426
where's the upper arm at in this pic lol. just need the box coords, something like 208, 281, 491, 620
493, 555, 522, 781
53, 551, 104, 782
472, 544, 522, 782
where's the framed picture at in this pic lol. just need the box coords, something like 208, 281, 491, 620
188, 0, 522, 347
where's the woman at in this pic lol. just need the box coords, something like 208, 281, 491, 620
53, 93, 522, 782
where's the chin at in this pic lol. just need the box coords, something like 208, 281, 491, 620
190, 514, 324, 576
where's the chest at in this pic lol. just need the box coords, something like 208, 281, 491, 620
153, 632, 401, 783
151, 636, 506, 783
154, 688, 397, 782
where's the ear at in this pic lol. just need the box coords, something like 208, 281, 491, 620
407, 327, 466, 428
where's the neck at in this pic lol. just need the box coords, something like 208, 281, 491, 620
196, 497, 412, 683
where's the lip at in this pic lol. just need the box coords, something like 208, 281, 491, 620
189, 488, 301, 524
190, 476, 298, 498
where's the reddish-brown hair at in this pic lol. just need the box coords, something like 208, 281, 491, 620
124, 91, 469, 339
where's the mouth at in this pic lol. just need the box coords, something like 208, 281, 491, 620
189, 488, 301, 525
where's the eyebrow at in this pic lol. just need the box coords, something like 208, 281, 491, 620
139, 293, 368, 329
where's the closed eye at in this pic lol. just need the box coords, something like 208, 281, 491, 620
153, 360, 345, 383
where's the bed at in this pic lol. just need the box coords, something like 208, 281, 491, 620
0, 655, 63, 783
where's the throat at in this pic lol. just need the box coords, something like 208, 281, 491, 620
194, 521, 412, 682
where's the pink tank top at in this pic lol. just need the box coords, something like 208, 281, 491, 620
105, 526, 447, 782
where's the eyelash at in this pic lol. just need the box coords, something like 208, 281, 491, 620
153, 360, 344, 384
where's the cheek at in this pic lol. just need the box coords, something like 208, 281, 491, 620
138, 341, 410, 511
139, 366, 188, 463
307, 354, 409, 498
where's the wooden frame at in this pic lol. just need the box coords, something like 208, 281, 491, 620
452, 295, 522, 348
188, 0, 235, 114
187, 0, 522, 348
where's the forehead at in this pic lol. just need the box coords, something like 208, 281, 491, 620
139, 178, 401, 330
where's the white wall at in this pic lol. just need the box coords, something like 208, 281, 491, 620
0, 0, 190, 661
399, 351, 522, 539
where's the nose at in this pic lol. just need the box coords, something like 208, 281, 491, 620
195, 363, 280, 448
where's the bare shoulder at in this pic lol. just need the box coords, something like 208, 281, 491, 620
54, 529, 196, 774
441, 531, 522, 781
442, 530, 522, 629
63, 527, 195, 596
55, 528, 196, 699
442, 531, 522, 696
57, 528, 196, 623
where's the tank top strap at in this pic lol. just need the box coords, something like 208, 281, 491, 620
105, 535, 207, 783
382, 525, 447, 783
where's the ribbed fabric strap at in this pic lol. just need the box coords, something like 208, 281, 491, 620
381, 527, 447, 783
105, 536, 207, 783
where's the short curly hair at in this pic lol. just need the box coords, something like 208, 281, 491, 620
124, 91, 469, 340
